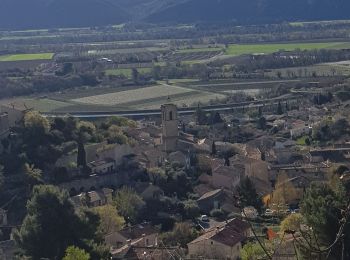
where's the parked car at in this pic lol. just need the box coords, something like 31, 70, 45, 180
200, 215, 209, 222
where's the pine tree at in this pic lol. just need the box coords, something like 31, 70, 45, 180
258, 106, 262, 117
277, 101, 283, 115
211, 141, 217, 155
236, 177, 263, 213
77, 141, 86, 168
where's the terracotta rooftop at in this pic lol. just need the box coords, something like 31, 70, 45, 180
87, 158, 115, 167
213, 165, 244, 178
87, 191, 105, 203
118, 223, 158, 240
188, 218, 250, 247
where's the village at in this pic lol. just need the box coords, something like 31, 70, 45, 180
1, 79, 349, 260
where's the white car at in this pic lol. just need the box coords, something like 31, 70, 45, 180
265, 209, 275, 216
200, 215, 209, 222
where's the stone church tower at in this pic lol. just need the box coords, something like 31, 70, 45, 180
161, 103, 179, 152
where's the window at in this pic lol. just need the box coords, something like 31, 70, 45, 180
169, 111, 173, 121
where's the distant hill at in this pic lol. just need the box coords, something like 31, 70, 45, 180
1, 0, 350, 30
114, 0, 186, 19
0, 0, 128, 30
146, 0, 350, 24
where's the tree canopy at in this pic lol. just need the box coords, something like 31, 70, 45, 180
0, 164, 4, 191
93, 205, 125, 235
280, 213, 303, 234
15, 185, 101, 260
161, 223, 199, 247
300, 182, 350, 259
24, 111, 50, 134
241, 241, 268, 260
113, 187, 145, 223
63, 246, 90, 260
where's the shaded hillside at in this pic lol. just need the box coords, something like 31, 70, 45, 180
114, 0, 185, 19
1, 0, 350, 30
146, 0, 350, 24
0, 0, 128, 30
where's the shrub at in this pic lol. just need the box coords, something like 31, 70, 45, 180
210, 208, 225, 220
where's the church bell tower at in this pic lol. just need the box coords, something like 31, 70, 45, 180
161, 103, 179, 152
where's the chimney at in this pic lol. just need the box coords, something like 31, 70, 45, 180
216, 226, 220, 234
127, 239, 132, 246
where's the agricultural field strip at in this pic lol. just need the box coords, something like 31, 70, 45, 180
20, 98, 70, 112
176, 47, 222, 53
268, 65, 350, 77
169, 52, 220, 62
51, 103, 130, 113
290, 20, 350, 26
105, 67, 152, 77
48, 85, 153, 101
0, 98, 70, 113
222, 89, 262, 95
85, 47, 167, 55
267, 60, 350, 77
70, 85, 194, 105
0, 53, 54, 61
131, 92, 228, 110
226, 42, 350, 56
119, 91, 199, 107
183, 79, 301, 89
321, 60, 350, 66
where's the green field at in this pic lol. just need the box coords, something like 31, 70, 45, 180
105, 68, 152, 77
225, 42, 350, 56
0, 53, 54, 62
177, 47, 222, 53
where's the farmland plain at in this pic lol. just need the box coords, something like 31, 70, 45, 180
71, 84, 194, 106
69, 83, 227, 109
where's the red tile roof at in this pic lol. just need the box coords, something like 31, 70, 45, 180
188, 218, 250, 247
